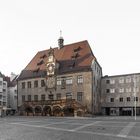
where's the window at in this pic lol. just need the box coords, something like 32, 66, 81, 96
34, 80, 38, 88
0, 95, 2, 99
48, 94, 54, 100
110, 98, 114, 102
14, 96, 17, 99
41, 94, 45, 101
3, 82, 6, 85
61, 78, 66, 89
0, 81, 2, 86
126, 88, 131, 93
119, 78, 124, 83
22, 82, 25, 89
110, 89, 115, 93
57, 78, 61, 86
133, 87, 139, 92
56, 93, 61, 100
66, 77, 73, 85
127, 97, 130, 102
134, 97, 138, 102
41, 80, 45, 87
77, 75, 83, 84
110, 79, 115, 84
66, 93, 72, 100
126, 77, 131, 83
97, 67, 98, 73
106, 80, 110, 84
133, 77, 139, 82
3, 89, 6, 92
93, 76, 95, 85
28, 95, 31, 101
27, 81, 31, 88
119, 97, 123, 102
34, 95, 38, 101
77, 92, 83, 101
3, 102, 6, 106
22, 95, 25, 102
106, 89, 110, 93
119, 88, 124, 93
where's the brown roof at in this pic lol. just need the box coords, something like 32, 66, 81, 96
18, 40, 95, 80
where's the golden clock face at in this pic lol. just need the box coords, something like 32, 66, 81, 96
48, 56, 53, 62
46, 63, 55, 75
47, 77, 55, 88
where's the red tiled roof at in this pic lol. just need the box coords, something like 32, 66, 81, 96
18, 40, 96, 80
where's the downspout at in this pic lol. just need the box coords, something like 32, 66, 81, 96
17, 80, 19, 114
91, 63, 94, 117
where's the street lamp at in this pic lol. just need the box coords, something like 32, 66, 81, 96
134, 75, 137, 121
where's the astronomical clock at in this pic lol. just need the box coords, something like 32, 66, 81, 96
46, 76, 56, 89
46, 47, 56, 89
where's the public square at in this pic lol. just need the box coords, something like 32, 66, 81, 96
0, 116, 140, 140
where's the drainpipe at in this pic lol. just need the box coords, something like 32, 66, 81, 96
17, 80, 19, 114
91, 71, 94, 117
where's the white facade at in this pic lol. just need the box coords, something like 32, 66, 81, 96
0, 76, 7, 115
101, 73, 140, 116
7, 86, 17, 110
7, 73, 17, 111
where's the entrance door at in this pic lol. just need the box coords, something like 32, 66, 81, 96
105, 108, 110, 115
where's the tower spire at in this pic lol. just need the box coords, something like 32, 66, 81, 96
58, 30, 64, 49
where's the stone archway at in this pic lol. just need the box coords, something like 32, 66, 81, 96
34, 106, 42, 116
43, 106, 51, 116
25, 106, 33, 116
77, 109, 84, 117
53, 106, 62, 116
63, 106, 74, 116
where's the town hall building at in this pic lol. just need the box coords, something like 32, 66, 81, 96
17, 36, 102, 116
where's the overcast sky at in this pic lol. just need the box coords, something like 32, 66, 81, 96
0, 0, 140, 76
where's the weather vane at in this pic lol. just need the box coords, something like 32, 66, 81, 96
60, 30, 62, 37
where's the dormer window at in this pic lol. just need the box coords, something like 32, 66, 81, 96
37, 60, 44, 66
74, 46, 81, 52
40, 54, 46, 59
33, 68, 40, 73
71, 52, 80, 59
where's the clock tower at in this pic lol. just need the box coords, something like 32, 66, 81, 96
46, 47, 56, 89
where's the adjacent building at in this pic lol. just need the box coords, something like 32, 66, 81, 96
101, 73, 140, 116
0, 72, 8, 116
7, 73, 18, 114
17, 38, 102, 116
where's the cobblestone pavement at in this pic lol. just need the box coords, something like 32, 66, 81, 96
0, 116, 140, 140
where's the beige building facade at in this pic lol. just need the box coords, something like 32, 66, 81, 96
17, 38, 102, 116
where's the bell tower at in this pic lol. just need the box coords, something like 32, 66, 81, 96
58, 30, 64, 49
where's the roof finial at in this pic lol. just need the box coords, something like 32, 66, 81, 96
60, 30, 62, 37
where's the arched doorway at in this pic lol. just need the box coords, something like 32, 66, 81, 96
19, 105, 25, 115
25, 106, 33, 116
77, 109, 84, 117
63, 106, 74, 116
53, 106, 62, 116
43, 106, 51, 116
34, 106, 42, 116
